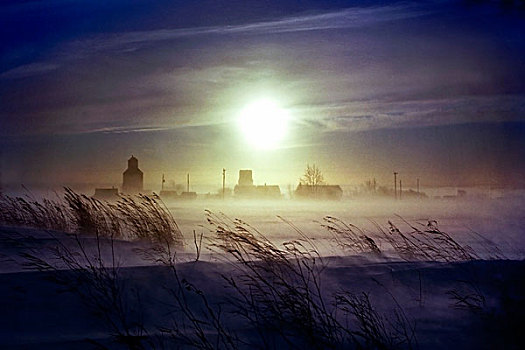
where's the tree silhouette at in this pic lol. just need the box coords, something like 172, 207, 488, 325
301, 164, 324, 187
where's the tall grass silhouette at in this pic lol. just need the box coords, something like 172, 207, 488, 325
3, 190, 516, 349
0, 188, 183, 245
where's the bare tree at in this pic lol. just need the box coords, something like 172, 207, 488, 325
301, 164, 324, 187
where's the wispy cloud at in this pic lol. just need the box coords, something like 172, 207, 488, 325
2, 4, 426, 79
85, 125, 175, 134
64, 4, 428, 56
294, 94, 525, 132
0, 63, 60, 79
49, 112, 229, 136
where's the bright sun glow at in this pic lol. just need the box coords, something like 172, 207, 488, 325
238, 99, 289, 149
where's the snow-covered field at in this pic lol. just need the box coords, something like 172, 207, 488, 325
169, 198, 525, 259
1, 196, 524, 349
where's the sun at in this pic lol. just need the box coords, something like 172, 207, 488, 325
238, 99, 290, 149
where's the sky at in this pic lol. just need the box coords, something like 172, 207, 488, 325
1, 0, 525, 192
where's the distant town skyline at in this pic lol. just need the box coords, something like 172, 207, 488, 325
1, 0, 524, 191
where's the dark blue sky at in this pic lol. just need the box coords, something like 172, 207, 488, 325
1, 0, 524, 190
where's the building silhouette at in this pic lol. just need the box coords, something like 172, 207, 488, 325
295, 184, 343, 200
238, 170, 254, 186
234, 169, 281, 199
93, 187, 119, 201
122, 155, 143, 195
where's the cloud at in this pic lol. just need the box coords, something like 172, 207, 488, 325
294, 95, 525, 132
0, 62, 60, 79
85, 125, 175, 134
62, 4, 428, 57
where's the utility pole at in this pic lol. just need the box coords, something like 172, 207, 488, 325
399, 180, 402, 200
222, 168, 226, 200
187, 173, 190, 192
393, 172, 398, 200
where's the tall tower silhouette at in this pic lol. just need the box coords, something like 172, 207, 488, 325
122, 155, 143, 194
238, 170, 253, 186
